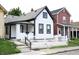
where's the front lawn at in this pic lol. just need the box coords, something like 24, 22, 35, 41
0, 39, 20, 55
68, 38, 79, 46
50, 38, 79, 49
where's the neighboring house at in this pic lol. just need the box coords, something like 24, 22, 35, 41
51, 7, 71, 38
0, 4, 7, 38
71, 22, 79, 38
5, 6, 54, 40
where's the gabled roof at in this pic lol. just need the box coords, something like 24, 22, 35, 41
5, 6, 53, 23
51, 7, 71, 16
0, 4, 7, 14
51, 7, 64, 15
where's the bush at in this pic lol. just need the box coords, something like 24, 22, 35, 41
0, 39, 20, 55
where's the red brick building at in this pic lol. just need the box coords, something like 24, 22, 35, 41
51, 7, 71, 38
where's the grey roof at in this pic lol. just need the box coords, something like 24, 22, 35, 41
5, 6, 46, 23
51, 7, 64, 15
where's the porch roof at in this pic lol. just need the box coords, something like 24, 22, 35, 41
57, 23, 71, 27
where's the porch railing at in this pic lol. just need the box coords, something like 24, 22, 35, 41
25, 37, 31, 50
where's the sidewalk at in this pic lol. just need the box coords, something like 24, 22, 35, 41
39, 46, 79, 55
15, 46, 79, 55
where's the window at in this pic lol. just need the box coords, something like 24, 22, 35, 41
63, 16, 66, 20
43, 12, 47, 18
47, 24, 51, 34
20, 25, 24, 33
39, 24, 44, 34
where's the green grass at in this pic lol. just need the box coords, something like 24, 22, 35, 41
0, 39, 20, 55
68, 38, 79, 46
50, 38, 79, 49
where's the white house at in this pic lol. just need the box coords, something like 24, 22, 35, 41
5, 6, 54, 40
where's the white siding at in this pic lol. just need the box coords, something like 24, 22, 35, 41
35, 9, 54, 39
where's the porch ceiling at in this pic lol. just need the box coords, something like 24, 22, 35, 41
57, 23, 71, 27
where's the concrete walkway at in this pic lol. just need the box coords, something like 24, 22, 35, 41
15, 46, 79, 55
39, 46, 79, 55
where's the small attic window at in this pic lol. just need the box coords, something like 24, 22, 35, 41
43, 12, 47, 18
63, 16, 66, 20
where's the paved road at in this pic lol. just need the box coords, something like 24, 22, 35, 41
54, 49, 79, 55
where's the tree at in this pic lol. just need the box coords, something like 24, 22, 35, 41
8, 7, 22, 16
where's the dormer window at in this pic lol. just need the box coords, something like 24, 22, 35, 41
43, 12, 47, 18
63, 16, 66, 20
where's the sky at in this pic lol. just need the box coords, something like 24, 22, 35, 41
0, 0, 79, 22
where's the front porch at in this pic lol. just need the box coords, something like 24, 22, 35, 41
5, 21, 35, 41
57, 23, 70, 39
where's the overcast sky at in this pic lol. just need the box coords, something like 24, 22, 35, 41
0, 0, 79, 22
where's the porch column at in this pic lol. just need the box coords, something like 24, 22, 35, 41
57, 27, 59, 35
16, 24, 20, 39
63, 26, 65, 36
76, 28, 77, 38
68, 26, 70, 39
72, 27, 74, 38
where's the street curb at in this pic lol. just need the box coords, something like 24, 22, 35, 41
45, 48, 79, 55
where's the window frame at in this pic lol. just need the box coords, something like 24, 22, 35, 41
39, 23, 44, 34
46, 24, 51, 34
43, 12, 47, 18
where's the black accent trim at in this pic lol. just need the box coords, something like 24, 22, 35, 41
9, 25, 11, 39
26, 24, 28, 33
34, 19, 35, 36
